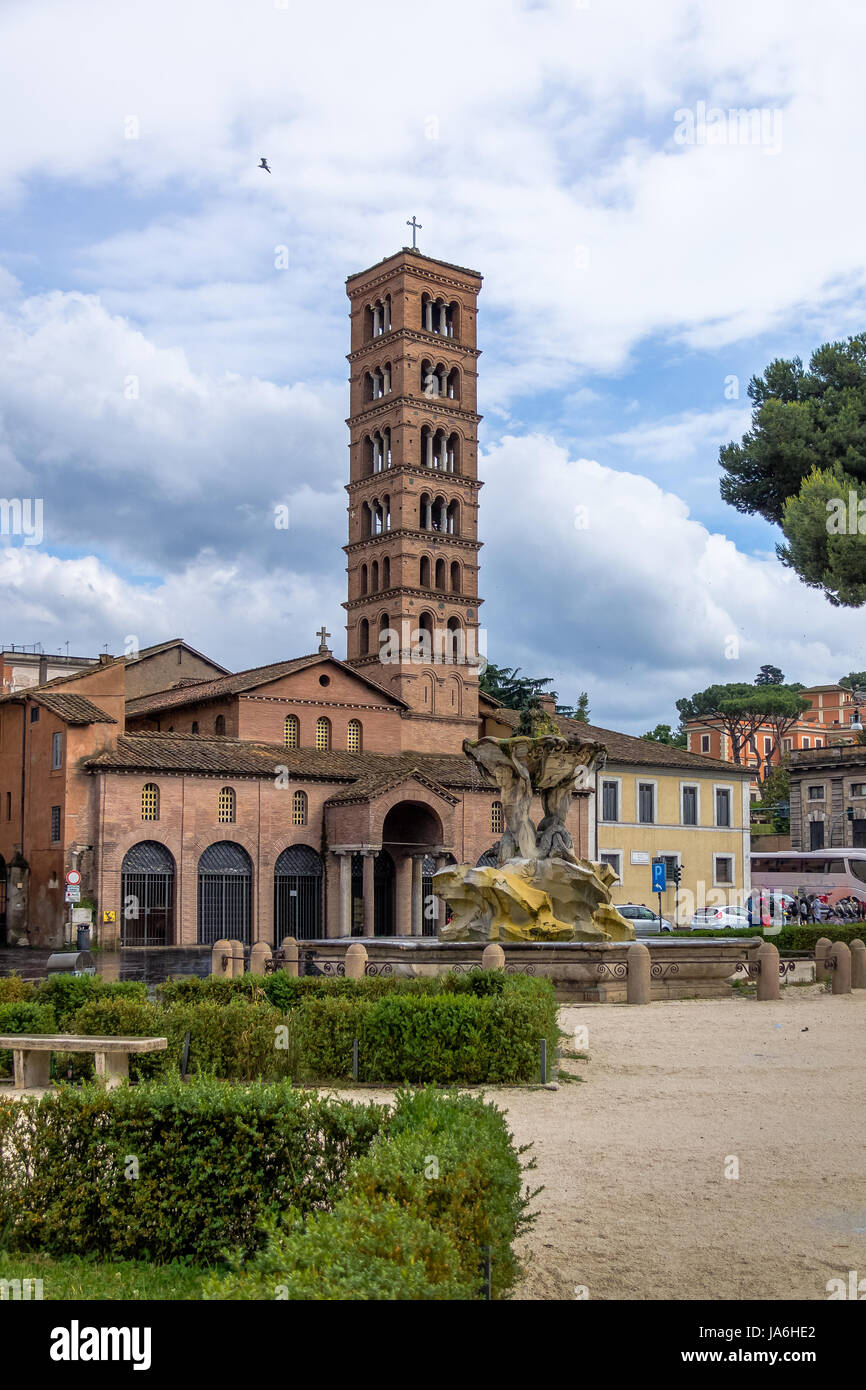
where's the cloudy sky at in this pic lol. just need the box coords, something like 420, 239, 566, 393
1, 0, 865, 733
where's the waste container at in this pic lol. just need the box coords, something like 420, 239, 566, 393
76, 925, 91, 952
46, 951, 95, 977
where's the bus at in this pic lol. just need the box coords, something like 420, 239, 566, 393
750, 849, 866, 907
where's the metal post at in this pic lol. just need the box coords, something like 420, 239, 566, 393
540, 1038, 547, 1084
657, 889, 663, 932
352, 1037, 359, 1081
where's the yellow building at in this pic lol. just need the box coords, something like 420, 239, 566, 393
480, 697, 752, 926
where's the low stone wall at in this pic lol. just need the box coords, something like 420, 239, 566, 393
296, 936, 763, 1002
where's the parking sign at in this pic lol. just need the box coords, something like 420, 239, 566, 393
651, 860, 667, 894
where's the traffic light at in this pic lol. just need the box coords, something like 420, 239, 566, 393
670, 863, 683, 887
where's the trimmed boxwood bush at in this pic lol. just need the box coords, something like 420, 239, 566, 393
295, 975, 559, 1084
0, 1077, 388, 1264
0, 975, 36, 1004
35, 975, 147, 1028
208, 1088, 533, 1300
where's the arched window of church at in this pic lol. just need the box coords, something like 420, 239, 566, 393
218, 787, 236, 824
292, 790, 308, 826
284, 715, 299, 749
450, 561, 461, 593
360, 564, 368, 595
382, 556, 390, 588
215, 715, 226, 735
347, 719, 362, 754
420, 555, 430, 588
141, 783, 159, 822
359, 619, 369, 656
435, 558, 446, 590
315, 717, 331, 752
491, 801, 504, 834
371, 559, 379, 591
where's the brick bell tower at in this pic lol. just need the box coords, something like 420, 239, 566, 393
343, 243, 484, 751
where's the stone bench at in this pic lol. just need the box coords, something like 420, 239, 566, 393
0, 1035, 168, 1090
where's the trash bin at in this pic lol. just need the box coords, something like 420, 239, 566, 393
46, 951, 94, 977
76, 925, 91, 952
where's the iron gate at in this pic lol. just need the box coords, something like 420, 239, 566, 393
274, 845, 323, 941
198, 841, 252, 944
120, 841, 174, 946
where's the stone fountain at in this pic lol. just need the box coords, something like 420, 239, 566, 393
433, 717, 635, 943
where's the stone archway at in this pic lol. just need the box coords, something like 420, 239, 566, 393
381, 800, 445, 936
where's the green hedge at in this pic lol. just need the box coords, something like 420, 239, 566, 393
0, 1001, 57, 1077
0, 975, 37, 1004
34, 975, 147, 1028
295, 974, 559, 1084
208, 1087, 532, 1300
0, 1077, 387, 1264
771, 924, 866, 952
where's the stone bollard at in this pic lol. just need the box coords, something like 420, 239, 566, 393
626, 942, 651, 1005
345, 942, 368, 980
280, 936, 299, 978
756, 941, 780, 1001
211, 938, 232, 977
249, 942, 272, 976
481, 943, 505, 971
227, 939, 246, 978
850, 939, 866, 991
814, 936, 832, 985
831, 941, 852, 995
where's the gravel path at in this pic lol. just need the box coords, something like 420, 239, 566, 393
506, 987, 866, 1300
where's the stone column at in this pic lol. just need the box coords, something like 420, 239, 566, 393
482, 943, 505, 971
756, 941, 780, 1000
433, 854, 450, 933
345, 942, 368, 980
439, 302, 448, 334
411, 855, 424, 937
383, 366, 391, 393
439, 435, 448, 470
626, 943, 651, 1004
851, 938, 866, 990
211, 938, 232, 977
280, 936, 299, 977
438, 500, 447, 532
362, 851, 376, 938
425, 431, 433, 467
815, 936, 832, 984
339, 852, 352, 938
250, 941, 272, 975
395, 854, 413, 937
425, 299, 433, 331
831, 940, 851, 994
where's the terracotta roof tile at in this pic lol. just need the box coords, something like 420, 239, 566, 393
489, 708, 750, 774
33, 692, 117, 725
125, 653, 407, 718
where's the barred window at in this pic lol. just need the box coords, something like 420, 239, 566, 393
141, 783, 160, 822
292, 790, 308, 826
51, 732, 63, 770
491, 801, 503, 834
218, 786, 236, 824
315, 717, 331, 751
347, 719, 362, 753
50, 804, 61, 843
284, 714, 299, 749
601, 780, 619, 822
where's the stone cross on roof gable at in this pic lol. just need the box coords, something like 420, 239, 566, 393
317, 626, 331, 654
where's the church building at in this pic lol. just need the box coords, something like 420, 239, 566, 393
0, 247, 750, 947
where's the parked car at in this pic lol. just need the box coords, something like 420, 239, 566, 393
689, 906, 751, 930
614, 903, 673, 934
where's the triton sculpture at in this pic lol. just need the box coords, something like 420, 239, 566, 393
434, 726, 635, 943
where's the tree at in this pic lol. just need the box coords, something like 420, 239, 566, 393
479, 664, 556, 710
839, 672, 866, 690
676, 683, 809, 780
777, 465, 866, 607
642, 723, 687, 748
719, 334, 866, 526
558, 691, 590, 722
755, 664, 785, 685
755, 760, 790, 833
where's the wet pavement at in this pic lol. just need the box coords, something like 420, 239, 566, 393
0, 947, 212, 983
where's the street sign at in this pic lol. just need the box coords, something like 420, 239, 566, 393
65, 870, 81, 886
651, 860, 667, 894
64, 887, 81, 903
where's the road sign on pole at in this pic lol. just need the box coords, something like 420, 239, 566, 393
65, 870, 81, 886
64, 886, 81, 903
651, 860, 667, 894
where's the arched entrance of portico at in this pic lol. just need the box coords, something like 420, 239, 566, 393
381, 800, 445, 937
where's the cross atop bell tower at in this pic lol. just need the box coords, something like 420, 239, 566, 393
343, 246, 484, 750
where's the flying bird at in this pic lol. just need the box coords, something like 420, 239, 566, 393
259, 157, 271, 173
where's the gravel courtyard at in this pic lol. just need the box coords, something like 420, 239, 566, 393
506, 987, 866, 1300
